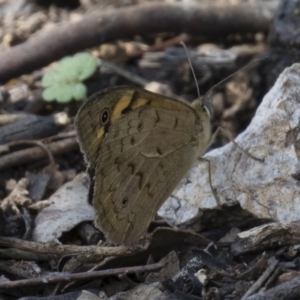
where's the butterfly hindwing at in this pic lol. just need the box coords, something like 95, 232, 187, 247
75, 86, 204, 244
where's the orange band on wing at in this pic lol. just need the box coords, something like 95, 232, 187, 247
111, 92, 134, 122
131, 98, 148, 109
96, 127, 105, 141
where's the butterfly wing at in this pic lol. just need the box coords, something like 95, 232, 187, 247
75, 87, 204, 244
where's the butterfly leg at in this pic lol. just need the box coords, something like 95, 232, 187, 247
198, 157, 220, 207
219, 127, 264, 162
207, 126, 264, 163
199, 125, 263, 207
206, 126, 221, 150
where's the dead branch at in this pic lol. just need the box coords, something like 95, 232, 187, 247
231, 222, 300, 256
0, 237, 147, 262
0, 137, 78, 170
0, 113, 69, 145
241, 258, 279, 299
0, 113, 29, 126
246, 276, 300, 300
2, 140, 55, 165
128, 33, 191, 58
0, 2, 277, 83
0, 261, 166, 289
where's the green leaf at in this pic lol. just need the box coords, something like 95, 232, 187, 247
55, 86, 74, 103
41, 52, 98, 103
73, 83, 87, 101
74, 53, 98, 81
42, 86, 57, 102
41, 72, 57, 87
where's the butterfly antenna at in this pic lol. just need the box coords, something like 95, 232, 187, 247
180, 41, 201, 99
203, 57, 269, 100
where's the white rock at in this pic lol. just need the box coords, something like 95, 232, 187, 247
159, 63, 300, 228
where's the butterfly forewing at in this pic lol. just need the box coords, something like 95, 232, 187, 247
75, 86, 204, 244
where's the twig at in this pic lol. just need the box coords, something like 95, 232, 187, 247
128, 33, 191, 58
0, 237, 146, 262
60, 255, 115, 292
241, 258, 279, 300
0, 113, 69, 145
0, 113, 29, 126
0, 261, 166, 289
0, 2, 276, 83
42, 130, 76, 142
2, 140, 55, 165
264, 266, 281, 289
246, 276, 300, 300
99, 59, 148, 86
0, 137, 78, 170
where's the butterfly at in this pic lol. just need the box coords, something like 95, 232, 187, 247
75, 85, 213, 244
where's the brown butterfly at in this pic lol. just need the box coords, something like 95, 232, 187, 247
75, 86, 213, 244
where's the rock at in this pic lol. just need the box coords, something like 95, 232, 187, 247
159, 63, 300, 230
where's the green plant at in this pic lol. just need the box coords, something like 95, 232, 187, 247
42, 52, 98, 103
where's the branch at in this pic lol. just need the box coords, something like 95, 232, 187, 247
0, 236, 146, 261
246, 276, 300, 300
0, 2, 277, 83
0, 137, 78, 170
0, 261, 166, 289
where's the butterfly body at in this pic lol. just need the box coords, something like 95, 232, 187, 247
75, 86, 211, 244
